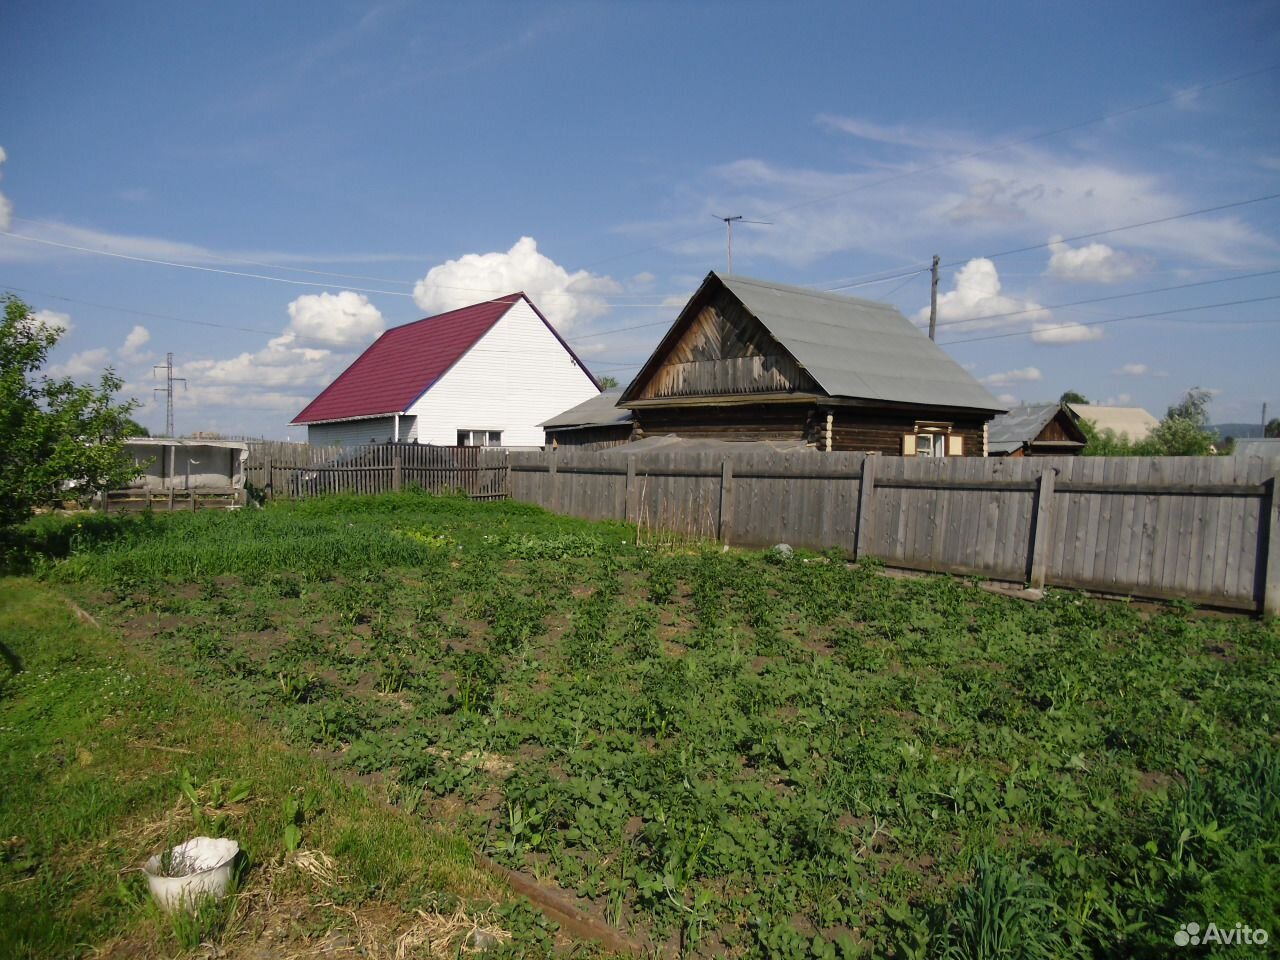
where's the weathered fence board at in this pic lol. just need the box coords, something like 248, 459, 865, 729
245, 442, 508, 501
509, 447, 1280, 613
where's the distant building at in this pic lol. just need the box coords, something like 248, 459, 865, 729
617, 272, 1005, 455
291, 294, 599, 447
540, 391, 634, 449
987, 403, 1087, 457
1070, 404, 1159, 442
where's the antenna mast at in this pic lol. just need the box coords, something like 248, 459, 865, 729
153, 352, 188, 437
712, 214, 771, 273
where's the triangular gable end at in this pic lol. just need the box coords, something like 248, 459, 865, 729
620, 274, 820, 403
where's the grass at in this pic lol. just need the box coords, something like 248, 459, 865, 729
11, 491, 1280, 957
0, 575, 563, 959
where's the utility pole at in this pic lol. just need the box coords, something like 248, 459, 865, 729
1263, 401, 1269, 438
153, 352, 187, 438
712, 214, 771, 273
928, 255, 940, 341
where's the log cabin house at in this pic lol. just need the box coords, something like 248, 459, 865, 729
615, 272, 1005, 455
986, 403, 1087, 456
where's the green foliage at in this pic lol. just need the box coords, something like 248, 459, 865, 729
25, 493, 1280, 958
1060, 390, 1089, 405
1266, 417, 1280, 439
0, 294, 141, 526
1082, 387, 1219, 456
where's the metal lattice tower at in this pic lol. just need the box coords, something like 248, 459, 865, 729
153, 352, 187, 437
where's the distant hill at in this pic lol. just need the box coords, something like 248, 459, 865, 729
1213, 423, 1266, 439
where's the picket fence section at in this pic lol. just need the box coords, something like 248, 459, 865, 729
509, 447, 1280, 615
245, 442, 509, 500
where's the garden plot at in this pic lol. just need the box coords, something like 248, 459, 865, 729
46, 493, 1280, 959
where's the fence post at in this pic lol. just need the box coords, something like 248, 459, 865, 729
263, 456, 273, 501
392, 455, 402, 493
854, 454, 876, 560
1264, 475, 1280, 617
718, 456, 734, 543
167, 488, 175, 512
625, 456, 636, 523
549, 446, 559, 512
1028, 467, 1057, 590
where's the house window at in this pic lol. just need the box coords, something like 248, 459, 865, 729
457, 429, 502, 447
903, 422, 962, 457
916, 432, 946, 457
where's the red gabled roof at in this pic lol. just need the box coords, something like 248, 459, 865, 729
292, 296, 519, 425
291, 293, 600, 425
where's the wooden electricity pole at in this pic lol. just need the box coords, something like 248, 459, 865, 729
928, 255, 940, 341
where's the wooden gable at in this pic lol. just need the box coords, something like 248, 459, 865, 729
626, 281, 819, 402
1036, 407, 1089, 445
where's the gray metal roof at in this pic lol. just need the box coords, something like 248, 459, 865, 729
988, 403, 1062, 446
539, 391, 633, 430
717, 274, 1006, 412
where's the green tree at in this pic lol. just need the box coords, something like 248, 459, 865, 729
1081, 387, 1218, 456
1060, 390, 1089, 405
0, 294, 141, 525
598, 375, 619, 389
120, 415, 150, 437
1265, 418, 1280, 439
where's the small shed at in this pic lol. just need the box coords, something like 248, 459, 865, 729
540, 392, 634, 449
987, 403, 1087, 457
123, 438, 249, 490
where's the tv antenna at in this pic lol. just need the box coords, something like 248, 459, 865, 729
712, 214, 771, 273
153, 351, 188, 437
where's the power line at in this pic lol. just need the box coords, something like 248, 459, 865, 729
933, 267, 1280, 330
577, 63, 1280, 270
0, 229, 675, 307
941, 293, 1280, 346
9, 216, 424, 286
825, 191, 1280, 292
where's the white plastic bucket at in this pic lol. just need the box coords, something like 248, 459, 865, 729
143, 837, 239, 912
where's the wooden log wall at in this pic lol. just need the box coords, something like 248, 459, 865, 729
509, 447, 1280, 615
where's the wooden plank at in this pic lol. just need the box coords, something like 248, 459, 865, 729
1028, 466, 1055, 589
854, 454, 876, 559
875, 477, 1037, 492
1055, 480, 1266, 496
716, 455, 737, 545
1265, 475, 1280, 616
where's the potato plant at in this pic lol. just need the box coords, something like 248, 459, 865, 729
44, 492, 1280, 959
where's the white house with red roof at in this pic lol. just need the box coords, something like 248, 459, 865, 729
291, 294, 600, 447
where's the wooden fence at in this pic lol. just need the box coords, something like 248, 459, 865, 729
245, 442, 509, 500
509, 447, 1280, 615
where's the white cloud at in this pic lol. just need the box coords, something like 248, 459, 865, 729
814, 114, 972, 152
1030, 320, 1105, 344
1116, 362, 1148, 376
120, 324, 151, 359
915, 258, 1050, 334
996, 393, 1018, 405
47, 347, 111, 379
279, 290, 384, 348
625, 119, 1276, 271
31, 309, 72, 335
980, 366, 1042, 387
1103, 393, 1133, 405
0, 146, 10, 230
1047, 236, 1142, 283
413, 237, 620, 331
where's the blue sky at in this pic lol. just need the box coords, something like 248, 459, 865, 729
2, 1, 1278, 437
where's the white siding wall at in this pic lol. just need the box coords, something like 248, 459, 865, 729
308, 417, 398, 447
407, 299, 598, 446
